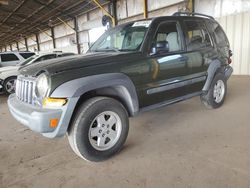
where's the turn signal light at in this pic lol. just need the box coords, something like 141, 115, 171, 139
50, 118, 59, 128
43, 98, 67, 107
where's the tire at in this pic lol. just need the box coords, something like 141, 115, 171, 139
4, 77, 17, 95
201, 73, 227, 109
67, 97, 129, 162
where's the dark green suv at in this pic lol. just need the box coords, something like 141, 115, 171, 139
8, 12, 233, 162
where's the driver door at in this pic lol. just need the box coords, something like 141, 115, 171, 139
142, 20, 190, 107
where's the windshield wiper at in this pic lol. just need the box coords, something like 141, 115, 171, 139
119, 49, 136, 52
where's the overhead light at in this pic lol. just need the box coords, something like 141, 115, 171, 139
48, 20, 54, 27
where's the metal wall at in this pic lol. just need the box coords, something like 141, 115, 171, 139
218, 12, 250, 75
117, 0, 186, 23
195, 0, 250, 75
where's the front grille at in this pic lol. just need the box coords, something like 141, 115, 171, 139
15, 75, 36, 105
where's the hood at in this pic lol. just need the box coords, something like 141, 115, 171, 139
0, 66, 18, 73
19, 52, 137, 76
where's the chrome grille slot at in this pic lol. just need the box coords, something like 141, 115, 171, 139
15, 76, 36, 105
25, 81, 29, 102
28, 82, 33, 104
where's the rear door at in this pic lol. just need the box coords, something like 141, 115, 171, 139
182, 19, 218, 94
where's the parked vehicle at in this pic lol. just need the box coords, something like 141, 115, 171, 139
0, 51, 35, 67
0, 52, 75, 94
8, 12, 233, 162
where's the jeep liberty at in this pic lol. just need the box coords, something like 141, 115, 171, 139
8, 12, 233, 162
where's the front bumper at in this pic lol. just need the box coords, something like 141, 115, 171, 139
8, 94, 79, 138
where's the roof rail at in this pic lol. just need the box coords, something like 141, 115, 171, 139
172, 12, 214, 20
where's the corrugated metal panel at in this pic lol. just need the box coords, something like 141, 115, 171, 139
217, 11, 250, 75
40, 41, 53, 51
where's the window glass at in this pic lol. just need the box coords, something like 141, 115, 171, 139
19, 56, 37, 66
90, 21, 150, 52
184, 20, 212, 51
58, 53, 75, 57
35, 54, 56, 62
210, 21, 228, 47
1, 53, 19, 62
153, 21, 182, 52
19, 53, 35, 59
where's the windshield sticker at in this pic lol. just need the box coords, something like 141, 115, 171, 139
132, 20, 152, 28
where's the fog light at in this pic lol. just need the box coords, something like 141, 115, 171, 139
50, 118, 59, 128
43, 98, 67, 107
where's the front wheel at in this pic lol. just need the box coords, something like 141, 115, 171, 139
67, 97, 129, 162
201, 73, 227, 109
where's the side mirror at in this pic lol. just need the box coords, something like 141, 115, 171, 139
151, 41, 169, 54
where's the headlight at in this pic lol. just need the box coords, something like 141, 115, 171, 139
36, 73, 49, 98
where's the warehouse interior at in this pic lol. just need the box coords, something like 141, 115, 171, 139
0, 0, 250, 187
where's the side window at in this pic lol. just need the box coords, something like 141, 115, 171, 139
183, 20, 212, 51
152, 21, 182, 53
210, 21, 229, 47
35, 54, 56, 62
0, 53, 19, 62
19, 53, 35, 59
60, 53, 74, 57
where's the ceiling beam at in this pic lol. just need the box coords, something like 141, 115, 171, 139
0, 0, 27, 26
0, 0, 57, 38
0, 1, 110, 46
0, 0, 89, 43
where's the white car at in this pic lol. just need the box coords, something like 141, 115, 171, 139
0, 51, 35, 67
0, 52, 75, 94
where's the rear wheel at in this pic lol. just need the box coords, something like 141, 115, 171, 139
201, 73, 227, 109
67, 97, 129, 162
4, 77, 17, 95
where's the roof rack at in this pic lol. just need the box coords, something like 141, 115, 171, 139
172, 12, 214, 20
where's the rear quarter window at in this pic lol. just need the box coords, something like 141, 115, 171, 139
209, 21, 229, 47
0, 53, 19, 62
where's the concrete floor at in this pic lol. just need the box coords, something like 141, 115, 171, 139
0, 76, 250, 188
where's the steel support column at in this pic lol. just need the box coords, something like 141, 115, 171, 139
110, 0, 117, 25
143, 0, 148, 19
35, 33, 40, 52
24, 38, 28, 51
188, 0, 194, 12
51, 27, 56, 49
16, 42, 19, 51
74, 17, 81, 54
10, 44, 12, 51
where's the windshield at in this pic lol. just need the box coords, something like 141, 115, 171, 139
18, 55, 38, 66
89, 20, 152, 52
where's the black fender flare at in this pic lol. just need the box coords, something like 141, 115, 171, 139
50, 73, 139, 116
202, 59, 223, 91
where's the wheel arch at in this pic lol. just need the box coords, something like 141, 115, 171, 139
50, 73, 139, 117
3, 76, 17, 93
203, 59, 224, 91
